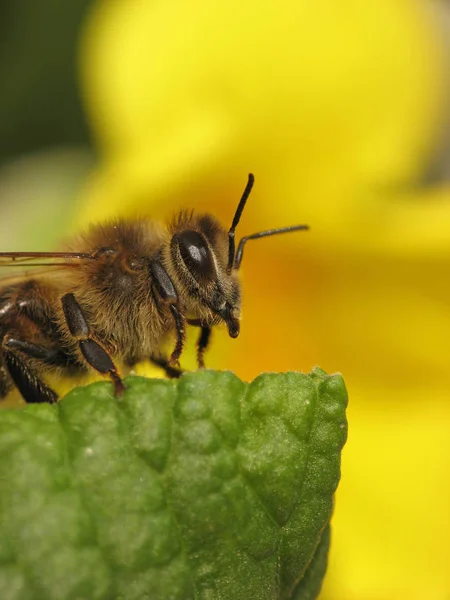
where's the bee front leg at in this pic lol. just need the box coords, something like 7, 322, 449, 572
187, 319, 212, 369
196, 326, 211, 369
61, 293, 124, 396
168, 304, 186, 367
149, 259, 186, 368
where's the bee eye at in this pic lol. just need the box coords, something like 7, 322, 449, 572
173, 230, 215, 280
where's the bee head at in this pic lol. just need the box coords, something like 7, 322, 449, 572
168, 174, 309, 338
170, 221, 241, 338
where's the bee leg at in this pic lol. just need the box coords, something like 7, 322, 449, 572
4, 338, 73, 367
2, 339, 59, 404
149, 261, 186, 367
149, 355, 184, 379
196, 326, 212, 369
186, 319, 212, 369
61, 293, 125, 396
168, 305, 186, 367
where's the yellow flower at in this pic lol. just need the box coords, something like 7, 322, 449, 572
78, 1, 450, 597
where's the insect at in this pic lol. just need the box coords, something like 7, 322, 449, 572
0, 174, 308, 404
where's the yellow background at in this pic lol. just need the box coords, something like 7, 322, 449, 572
6, 1, 449, 598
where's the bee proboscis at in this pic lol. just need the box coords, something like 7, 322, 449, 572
0, 174, 308, 404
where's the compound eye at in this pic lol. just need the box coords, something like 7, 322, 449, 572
173, 230, 215, 280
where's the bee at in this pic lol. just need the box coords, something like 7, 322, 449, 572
0, 174, 308, 404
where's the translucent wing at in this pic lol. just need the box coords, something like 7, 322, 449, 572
0, 252, 95, 286
0, 252, 94, 268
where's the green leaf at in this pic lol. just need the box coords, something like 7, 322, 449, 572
0, 368, 347, 600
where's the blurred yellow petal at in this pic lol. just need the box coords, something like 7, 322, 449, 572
77, 1, 450, 598
324, 388, 450, 600
79, 0, 446, 245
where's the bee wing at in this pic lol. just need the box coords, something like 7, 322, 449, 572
0, 252, 94, 267
0, 252, 95, 285
0, 265, 73, 286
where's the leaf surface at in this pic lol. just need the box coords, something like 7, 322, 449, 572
0, 368, 347, 599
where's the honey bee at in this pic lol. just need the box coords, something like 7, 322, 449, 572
0, 174, 308, 404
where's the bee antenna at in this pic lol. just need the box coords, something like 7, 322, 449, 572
234, 224, 310, 269
227, 173, 255, 272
